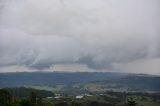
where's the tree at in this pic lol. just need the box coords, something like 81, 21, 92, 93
127, 97, 137, 106
0, 89, 12, 106
90, 101, 99, 106
30, 90, 38, 106
20, 99, 31, 106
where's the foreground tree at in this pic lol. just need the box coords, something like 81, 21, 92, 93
20, 99, 31, 106
30, 90, 38, 106
127, 97, 137, 106
0, 89, 12, 106
90, 101, 99, 106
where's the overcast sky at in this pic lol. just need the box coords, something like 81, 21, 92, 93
0, 0, 160, 75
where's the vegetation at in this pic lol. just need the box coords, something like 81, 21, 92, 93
0, 87, 160, 106
0, 72, 159, 92
127, 97, 137, 106
0, 72, 160, 106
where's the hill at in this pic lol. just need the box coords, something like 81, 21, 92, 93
0, 72, 160, 92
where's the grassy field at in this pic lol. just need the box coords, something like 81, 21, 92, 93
137, 101, 160, 106
29, 85, 64, 92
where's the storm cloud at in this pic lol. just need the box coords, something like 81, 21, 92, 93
0, 0, 160, 74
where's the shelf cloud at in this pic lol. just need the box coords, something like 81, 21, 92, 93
0, 0, 160, 74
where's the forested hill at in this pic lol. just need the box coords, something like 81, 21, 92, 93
0, 72, 127, 86
0, 72, 160, 91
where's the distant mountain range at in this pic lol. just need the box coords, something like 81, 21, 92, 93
0, 72, 160, 92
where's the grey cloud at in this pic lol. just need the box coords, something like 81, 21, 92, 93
0, 0, 160, 71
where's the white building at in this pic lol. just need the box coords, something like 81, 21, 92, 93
76, 95, 83, 99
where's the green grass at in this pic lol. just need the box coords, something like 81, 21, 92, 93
137, 101, 160, 106
29, 85, 66, 92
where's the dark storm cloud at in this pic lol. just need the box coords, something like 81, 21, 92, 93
0, 0, 159, 71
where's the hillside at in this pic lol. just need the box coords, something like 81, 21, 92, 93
0, 72, 160, 92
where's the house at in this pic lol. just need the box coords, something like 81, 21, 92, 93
76, 95, 83, 99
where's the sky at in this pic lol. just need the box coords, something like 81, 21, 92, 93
0, 0, 160, 75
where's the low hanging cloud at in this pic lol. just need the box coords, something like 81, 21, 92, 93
0, 0, 160, 73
